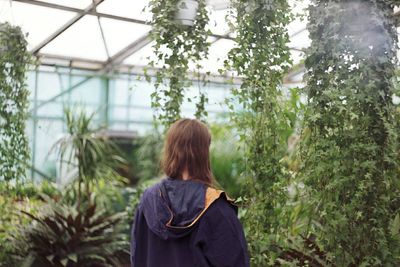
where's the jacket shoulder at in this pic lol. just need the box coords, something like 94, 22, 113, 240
140, 182, 162, 202
200, 196, 238, 228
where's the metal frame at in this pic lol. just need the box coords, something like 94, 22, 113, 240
15, 0, 400, 83
29, 0, 105, 54
102, 33, 152, 72
12, 0, 307, 77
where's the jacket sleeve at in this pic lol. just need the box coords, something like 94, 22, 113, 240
131, 204, 150, 267
194, 198, 250, 267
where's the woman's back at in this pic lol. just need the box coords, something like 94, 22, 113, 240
130, 177, 249, 267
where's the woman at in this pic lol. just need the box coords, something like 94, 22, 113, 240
130, 118, 250, 267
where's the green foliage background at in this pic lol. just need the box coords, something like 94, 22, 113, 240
299, 0, 400, 265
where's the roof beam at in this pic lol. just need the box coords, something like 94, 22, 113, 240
12, 0, 233, 41
290, 27, 306, 38
21, 0, 105, 54
102, 33, 152, 72
12, 0, 149, 25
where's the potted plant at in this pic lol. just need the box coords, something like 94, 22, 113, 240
175, 0, 199, 26
147, 0, 210, 126
0, 22, 31, 184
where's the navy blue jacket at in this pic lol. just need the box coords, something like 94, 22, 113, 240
130, 177, 250, 267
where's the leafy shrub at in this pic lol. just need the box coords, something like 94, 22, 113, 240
0, 180, 60, 200
132, 129, 163, 181
209, 122, 244, 198
0, 181, 59, 265
0, 195, 41, 266
12, 194, 129, 267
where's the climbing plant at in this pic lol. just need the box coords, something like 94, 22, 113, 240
226, 0, 295, 265
148, 0, 211, 126
0, 23, 31, 183
300, 0, 400, 265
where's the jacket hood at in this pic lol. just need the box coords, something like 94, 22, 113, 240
140, 177, 233, 240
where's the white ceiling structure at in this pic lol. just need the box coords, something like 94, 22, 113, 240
0, 0, 311, 84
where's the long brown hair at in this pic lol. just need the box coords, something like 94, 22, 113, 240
161, 118, 214, 185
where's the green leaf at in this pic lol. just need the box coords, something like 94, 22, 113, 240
391, 213, 400, 237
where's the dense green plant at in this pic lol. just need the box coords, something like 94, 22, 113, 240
0, 194, 42, 266
132, 128, 164, 181
12, 194, 129, 267
0, 180, 59, 200
52, 108, 126, 206
148, 0, 211, 126
0, 180, 60, 265
0, 180, 59, 266
0, 22, 31, 183
225, 0, 297, 265
60, 177, 128, 216
209, 122, 245, 198
299, 0, 400, 265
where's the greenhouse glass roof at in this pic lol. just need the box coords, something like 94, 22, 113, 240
1, 0, 311, 84
1, 1, 400, 83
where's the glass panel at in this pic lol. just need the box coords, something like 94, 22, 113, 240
69, 77, 103, 105
206, 87, 227, 106
189, 39, 235, 74
208, 0, 230, 11
0, 1, 77, 50
181, 86, 198, 111
109, 122, 128, 131
111, 106, 128, 121
34, 119, 64, 180
41, 15, 108, 61
129, 79, 154, 107
122, 41, 158, 67
289, 30, 311, 50
37, 102, 63, 117
37, 72, 62, 101
27, 72, 36, 101
288, 18, 307, 37
208, 9, 230, 35
110, 78, 129, 105
40, 0, 93, 9
290, 50, 305, 65
100, 18, 150, 57
127, 123, 153, 135
128, 107, 153, 121
97, 0, 151, 21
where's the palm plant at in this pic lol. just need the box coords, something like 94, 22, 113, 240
52, 108, 126, 206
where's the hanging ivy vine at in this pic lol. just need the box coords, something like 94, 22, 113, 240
226, 0, 294, 264
300, 0, 400, 265
148, 0, 210, 126
0, 23, 31, 184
